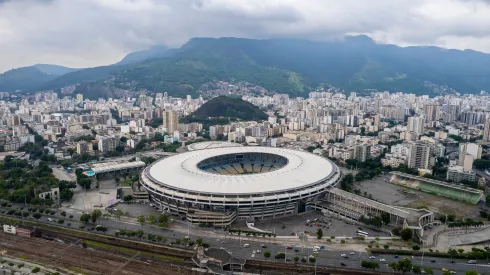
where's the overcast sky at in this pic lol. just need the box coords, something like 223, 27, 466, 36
1, 0, 490, 73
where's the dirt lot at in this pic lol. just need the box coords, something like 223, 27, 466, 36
0, 232, 190, 275
354, 176, 480, 218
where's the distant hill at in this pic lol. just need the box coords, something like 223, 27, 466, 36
183, 96, 267, 123
115, 46, 178, 65
3, 35, 490, 96
32, 64, 79, 75
0, 64, 78, 92
0, 67, 58, 92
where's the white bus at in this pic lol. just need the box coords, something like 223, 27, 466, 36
356, 230, 369, 237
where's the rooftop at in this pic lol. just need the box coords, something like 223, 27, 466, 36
146, 146, 337, 195
90, 161, 145, 174
187, 141, 243, 151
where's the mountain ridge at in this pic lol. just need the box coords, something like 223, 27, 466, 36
1, 35, 490, 97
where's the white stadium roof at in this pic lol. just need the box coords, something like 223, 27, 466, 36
147, 147, 336, 195
187, 141, 243, 151
91, 161, 145, 174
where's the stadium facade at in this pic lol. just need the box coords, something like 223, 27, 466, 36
140, 147, 340, 226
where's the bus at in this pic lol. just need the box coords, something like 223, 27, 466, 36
356, 230, 369, 237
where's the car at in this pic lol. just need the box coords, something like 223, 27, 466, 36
314, 251, 319, 254
468, 260, 477, 264
256, 250, 261, 254
394, 255, 399, 259
340, 253, 347, 257
286, 258, 292, 262
340, 263, 346, 266
220, 247, 225, 250
380, 259, 386, 262
369, 256, 376, 259
286, 246, 293, 249
449, 271, 456, 274
450, 260, 455, 263
261, 244, 267, 248
294, 249, 299, 252
251, 254, 255, 258
349, 252, 356, 255
243, 244, 250, 248
430, 260, 436, 263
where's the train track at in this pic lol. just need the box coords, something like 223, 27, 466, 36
0, 233, 190, 275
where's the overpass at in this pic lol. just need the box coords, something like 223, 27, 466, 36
310, 188, 434, 237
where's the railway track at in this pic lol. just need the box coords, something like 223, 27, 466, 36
0, 233, 190, 275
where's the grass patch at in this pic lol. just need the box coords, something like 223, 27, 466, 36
67, 267, 88, 275
19, 255, 28, 260
83, 240, 184, 262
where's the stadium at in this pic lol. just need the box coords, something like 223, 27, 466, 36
390, 172, 483, 204
140, 146, 341, 226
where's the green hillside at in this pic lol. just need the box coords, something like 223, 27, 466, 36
182, 96, 267, 123
3, 35, 490, 96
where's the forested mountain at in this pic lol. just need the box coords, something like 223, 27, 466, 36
2, 35, 490, 97
186, 96, 267, 121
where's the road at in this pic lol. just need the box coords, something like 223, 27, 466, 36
1, 204, 489, 275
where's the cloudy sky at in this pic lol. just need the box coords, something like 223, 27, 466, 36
1, 0, 490, 73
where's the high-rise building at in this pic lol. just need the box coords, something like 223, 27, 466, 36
162, 111, 179, 133
463, 154, 474, 172
355, 144, 371, 162
76, 141, 93, 154
407, 141, 433, 169
407, 116, 424, 135
483, 118, 490, 142
98, 135, 119, 152
423, 103, 440, 122
458, 143, 482, 165
76, 94, 84, 102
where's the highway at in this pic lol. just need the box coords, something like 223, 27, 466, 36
1, 204, 489, 274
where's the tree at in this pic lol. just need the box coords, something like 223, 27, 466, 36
400, 228, 413, 241
371, 216, 383, 227
91, 211, 97, 224
381, 212, 391, 225
383, 244, 390, 249
123, 195, 133, 202
275, 253, 285, 260
448, 214, 456, 222
137, 215, 145, 224
316, 228, 323, 239
80, 213, 91, 223
397, 258, 413, 274
60, 189, 74, 201
423, 267, 434, 275
33, 213, 42, 221
458, 248, 465, 254
412, 265, 421, 275
196, 237, 204, 246
340, 239, 345, 245
412, 245, 420, 251
147, 214, 156, 225
465, 271, 478, 275
448, 248, 458, 258
301, 257, 307, 263
264, 250, 271, 259
114, 209, 123, 220
309, 257, 316, 263
293, 256, 299, 263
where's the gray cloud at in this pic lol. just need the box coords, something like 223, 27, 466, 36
1, 0, 490, 72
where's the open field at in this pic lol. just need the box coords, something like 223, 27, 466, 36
354, 176, 480, 218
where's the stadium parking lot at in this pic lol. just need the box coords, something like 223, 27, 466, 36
233, 212, 389, 237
